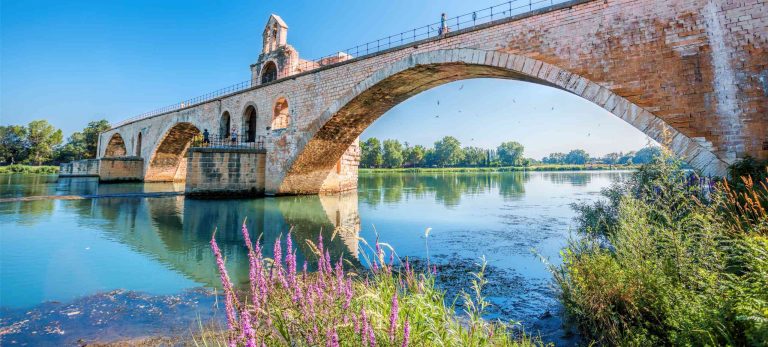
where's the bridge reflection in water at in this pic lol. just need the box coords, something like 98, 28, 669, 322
1, 181, 362, 291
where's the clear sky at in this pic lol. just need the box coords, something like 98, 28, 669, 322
1, 0, 652, 159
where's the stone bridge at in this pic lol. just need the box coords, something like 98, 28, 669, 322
83, 0, 766, 195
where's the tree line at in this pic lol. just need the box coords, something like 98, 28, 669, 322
0, 119, 110, 165
360, 136, 662, 168
360, 136, 526, 168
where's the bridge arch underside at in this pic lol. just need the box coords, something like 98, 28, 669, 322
278, 51, 729, 195
146, 122, 201, 182
105, 133, 127, 157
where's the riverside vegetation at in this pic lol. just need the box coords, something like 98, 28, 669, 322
200, 226, 544, 347
556, 153, 768, 345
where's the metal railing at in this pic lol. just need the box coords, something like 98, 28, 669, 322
112, 0, 567, 129
191, 134, 266, 151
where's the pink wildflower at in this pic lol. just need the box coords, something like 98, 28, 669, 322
326, 327, 339, 347
241, 309, 257, 347
402, 318, 410, 347
389, 292, 399, 342
210, 232, 237, 331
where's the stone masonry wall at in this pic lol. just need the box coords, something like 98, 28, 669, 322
185, 148, 266, 197
99, 157, 144, 182
59, 159, 100, 177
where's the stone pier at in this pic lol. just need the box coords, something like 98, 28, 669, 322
184, 148, 267, 197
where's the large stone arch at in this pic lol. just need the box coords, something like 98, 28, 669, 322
276, 49, 729, 194
145, 122, 201, 182
104, 133, 127, 157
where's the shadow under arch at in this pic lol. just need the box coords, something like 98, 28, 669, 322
145, 122, 201, 182
104, 133, 127, 157
277, 49, 729, 194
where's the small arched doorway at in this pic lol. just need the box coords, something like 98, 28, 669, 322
136, 132, 142, 156
220, 112, 231, 140
271, 97, 289, 130
261, 61, 278, 84
244, 106, 257, 142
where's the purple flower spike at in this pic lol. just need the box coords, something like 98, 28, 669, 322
241, 309, 257, 347
210, 233, 237, 332
389, 292, 399, 342
402, 318, 410, 347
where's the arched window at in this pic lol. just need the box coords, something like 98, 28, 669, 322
271, 97, 289, 130
261, 61, 278, 84
136, 132, 142, 156
244, 106, 257, 142
220, 111, 231, 139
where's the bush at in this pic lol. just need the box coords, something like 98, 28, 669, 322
0, 164, 59, 174
555, 154, 768, 345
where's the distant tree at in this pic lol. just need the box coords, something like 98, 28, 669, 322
55, 131, 88, 163
461, 146, 487, 167
632, 146, 662, 164
618, 151, 636, 165
542, 152, 566, 164
603, 152, 621, 165
406, 145, 426, 167
564, 149, 590, 165
382, 139, 404, 168
0, 125, 28, 164
82, 120, 111, 158
25, 120, 63, 165
360, 137, 383, 168
433, 136, 463, 167
497, 141, 525, 166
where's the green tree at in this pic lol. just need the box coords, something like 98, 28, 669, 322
542, 152, 566, 164
461, 146, 487, 167
360, 137, 383, 168
603, 152, 621, 165
55, 131, 88, 162
382, 139, 404, 168
0, 125, 28, 164
25, 120, 63, 165
433, 136, 463, 167
82, 120, 111, 158
564, 149, 590, 165
632, 146, 662, 164
405, 144, 426, 167
497, 141, 525, 166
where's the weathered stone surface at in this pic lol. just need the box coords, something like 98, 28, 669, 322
96, 0, 767, 195
99, 157, 144, 182
185, 148, 267, 197
60, 159, 100, 177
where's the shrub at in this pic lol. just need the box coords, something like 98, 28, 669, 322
555, 155, 768, 345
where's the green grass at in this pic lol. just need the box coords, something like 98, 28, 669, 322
554, 152, 768, 345
360, 164, 636, 173
0, 164, 59, 174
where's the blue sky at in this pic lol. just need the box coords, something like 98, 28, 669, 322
1, 0, 651, 159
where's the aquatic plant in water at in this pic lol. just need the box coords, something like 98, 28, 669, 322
200, 225, 541, 346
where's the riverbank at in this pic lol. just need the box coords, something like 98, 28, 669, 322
360, 164, 636, 173
0, 164, 59, 174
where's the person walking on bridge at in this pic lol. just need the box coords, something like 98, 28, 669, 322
202, 129, 210, 146
231, 127, 238, 145
438, 13, 449, 36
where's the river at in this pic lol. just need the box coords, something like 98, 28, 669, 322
0, 171, 631, 345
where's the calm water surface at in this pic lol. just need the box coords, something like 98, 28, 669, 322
0, 171, 630, 345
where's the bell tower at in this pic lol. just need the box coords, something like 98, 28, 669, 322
251, 14, 300, 86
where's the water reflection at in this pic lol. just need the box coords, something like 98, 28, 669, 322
360, 172, 523, 208
1, 177, 361, 308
